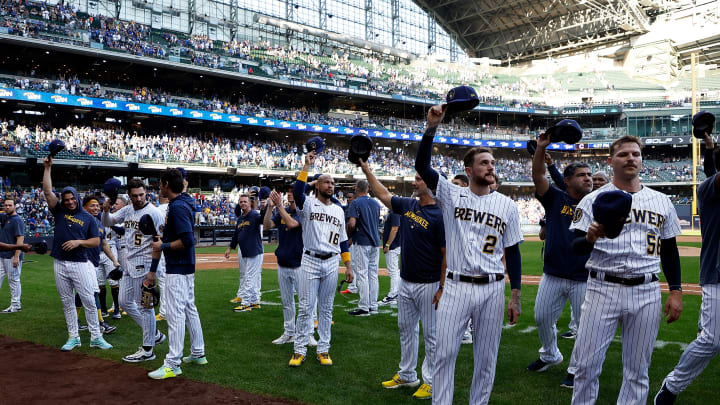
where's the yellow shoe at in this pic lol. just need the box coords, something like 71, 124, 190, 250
289, 353, 305, 367
382, 373, 421, 389
230, 297, 242, 304
314, 320, 318, 328
316, 352, 333, 366
156, 314, 165, 321
412, 384, 432, 400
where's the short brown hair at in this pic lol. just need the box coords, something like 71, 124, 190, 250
609, 136, 643, 156
127, 177, 146, 191
3, 197, 16, 205
463, 147, 493, 167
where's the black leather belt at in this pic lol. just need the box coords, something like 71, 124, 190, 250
447, 272, 504, 284
590, 271, 658, 286
304, 250, 337, 260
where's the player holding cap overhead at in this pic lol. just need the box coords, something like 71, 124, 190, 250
288, 148, 354, 367
102, 178, 166, 362
653, 113, 719, 405
42, 156, 113, 351
415, 89, 524, 405
569, 135, 683, 405
527, 124, 592, 384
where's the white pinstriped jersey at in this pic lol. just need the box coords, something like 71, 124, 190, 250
570, 183, 682, 276
435, 176, 523, 276
101, 203, 165, 277
297, 196, 347, 254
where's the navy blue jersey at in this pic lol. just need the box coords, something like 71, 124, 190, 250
391, 197, 445, 283
230, 209, 263, 257
86, 217, 105, 267
537, 185, 589, 281
698, 174, 720, 285
0, 213, 24, 260
348, 195, 381, 247
382, 213, 401, 250
50, 187, 99, 262
272, 208, 303, 268
162, 193, 195, 274
343, 204, 355, 241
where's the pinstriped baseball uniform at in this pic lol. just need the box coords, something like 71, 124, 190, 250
569, 183, 681, 405
272, 208, 303, 337
293, 195, 347, 357
0, 213, 24, 310
156, 202, 169, 318
102, 203, 165, 348
662, 173, 720, 396
432, 176, 523, 405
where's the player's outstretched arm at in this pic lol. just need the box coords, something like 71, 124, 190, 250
358, 158, 392, 209
505, 243, 522, 324
532, 133, 551, 197
660, 237, 683, 323
0, 242, 32, 252
41, 157, 58, 210
415, 106, 444, 191
293, 152, 314, 210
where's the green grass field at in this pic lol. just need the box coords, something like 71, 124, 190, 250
0, 241, 716, 404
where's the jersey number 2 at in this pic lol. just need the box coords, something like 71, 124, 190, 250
328, 232, 340, 246
482, 235, 498, 254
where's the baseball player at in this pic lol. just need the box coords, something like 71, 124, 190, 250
147, 168, 206, 380
0, 198, 25, 313
155, 194, 169, 321
102, 178, 166, 362
416, 105, 523, 405
41, 157, 113, 351
378, 211, 400, 305
289, 151, 354, 367
569, 135, 683, 405
528, 133, 592, 385
340, 191, 357, 295
225, 194, 263, 312
107, 195, 129, 319
347, 179, 381, 317
654, 133, 720, 405
263, 188, 303, 344
450, 175, 474, 345
360, 160, 445, 400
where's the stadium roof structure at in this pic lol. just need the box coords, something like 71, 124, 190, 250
412, 0, 673, 63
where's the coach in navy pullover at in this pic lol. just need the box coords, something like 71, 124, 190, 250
229, 202, 263, 258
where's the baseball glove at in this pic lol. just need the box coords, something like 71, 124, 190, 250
108, 266, 123, 281
141, 281, 160, 309
32, 241, 48, 255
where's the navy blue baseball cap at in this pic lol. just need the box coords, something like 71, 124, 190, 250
692, 110, 715, 139
259, 186, 271, 200
547, 119, 583, 144
349, 134, 373, 165
48, 139, 66, 158
592, 190, 632, 239
306, 136, 326, 153
526, 139, 538, 156
176, 167, 188, 180
444, 85, 479, 115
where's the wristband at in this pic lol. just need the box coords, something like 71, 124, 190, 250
298, 171, 308, 182
438, 284, 443, 290
161, 242, 171, 251
150, 258, 159, 273
669, 285, 682, 292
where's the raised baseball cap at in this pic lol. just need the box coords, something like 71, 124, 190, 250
48, 139, 66, 158
692, 110, 715, 139
306, 136, 326, 153
348, 134, 373, 165
547, 119, 583, 144
444, 85, 479, 115
592, 190, 632, 239
526, 139, 538, 156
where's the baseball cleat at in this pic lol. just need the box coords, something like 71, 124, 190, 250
289, 353, 305, 367
378, 295, 397, 306
314, 320, 318, 328
527, 357, 563, 372
233, 303, 260, 312
340, 289, 356, 295
348, 308, 370, 317
316, 352, 333, 366
182, 355, 208, 365
148, 366, 182, 379
100, 321, 117, 335
78, 323, 89, 331
308, 335, 318, 347
654, 382, 677, 405
112, 311, 122, 320
560, 373, 574, 388
0, 306, 21, 313
156, 314, 165, 321
155, 332, 167, 345
123, 347, 156, 362
89, 336, 113, 350
272, 334, 294, 345
60, 337, 81, 351
560, 331, 577, 339
230, 297, 242, 304
412, 383, 433, 400
101, 311, 109, 318
381, 374, 420, 389
369, 308, 379, 315
462, 332, 473, 344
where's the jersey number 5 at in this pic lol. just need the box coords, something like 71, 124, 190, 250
482, 235, 498, 254
134, 232, 143, 247
328, 232, 340, 246
646, 233, 660, 256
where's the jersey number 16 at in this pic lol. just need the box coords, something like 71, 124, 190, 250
328, 232, 340, 246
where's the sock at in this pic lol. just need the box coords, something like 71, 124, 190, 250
93, 293, 104, 322
97, 309, 105, 322
74, 292, 82, 308
143, 345, 152, 352
98, 286, 107, 313
111, 286, 120, 311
